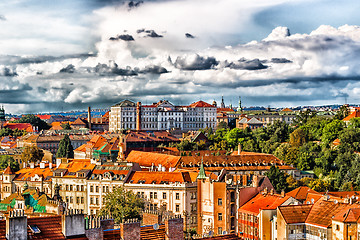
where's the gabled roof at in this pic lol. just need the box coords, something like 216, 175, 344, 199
71, 118, 87, 126
112, 100, 136, 107
3, 166, 14, 175
217, 108, 235, 113
286, 186, 319, 201
343, 110, 360, 121
281, 108, 293, 112
56, 159, 95, 178
305, 199, 349, 227
189, 101, 215, 108
239, 192, 291, 215
36, 114, 52, 120
126, 151, 181, 169
278, 204, 313, 224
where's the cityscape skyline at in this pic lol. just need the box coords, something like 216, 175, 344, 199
1, 0, 360, 114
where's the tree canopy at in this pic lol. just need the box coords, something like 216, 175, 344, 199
11, 114, 50, 130
0, 155, 20, 172
21, 146, 44, 164
99, 186, 145, 223
56, 135, 74, 158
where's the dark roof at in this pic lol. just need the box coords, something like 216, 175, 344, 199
278, 204, 313, 224
112, 100, 136, 107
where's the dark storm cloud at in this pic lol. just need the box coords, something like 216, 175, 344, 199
271, 58, 292, 63
185, 33, 195, 39
174, 54, 218, 70
137, 65, 168, 74
1, 67, 17, 76
109, 34, 135, 41
0, 53, 95, 66
145, 30, 163, 38
226, 58, 268, 70
94, 63, 137, 76
60, 64, 76, 73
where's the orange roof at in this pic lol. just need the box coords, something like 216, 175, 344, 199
3, 123, 33, 132
305, 199, 349, 227
239, 193, 291, 215
333, 138, 341, 146
102, 111, 110, 118
126, 171, 192, 184
3, 166, 14, 175
126, 151, 181, 169
281, 108, 293, 112
217, 107, 235, 113
326, 191, 360, 199
286, 186, 319, 201
189, 101, 215, 108
333, 206, 360, 222
278, 204, 313, 224
36, 114, 52, 120
343, 110, 360, 121
125, 131, 180, 143
14, 166, 53, 182
57, 159, 95, 177
71, 118, 87, 126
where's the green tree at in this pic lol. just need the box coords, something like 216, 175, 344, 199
274, 143, 290, 161
300, 116, 330, 141
12, 114, 50, 130
334, 105, 350, 120
61, 122, 72, 130
0, 128, 13, 137
176, 140, 195, 151
321, 119, 344, 143
21, 146, 44, 163
265, 166, 289, 192
99, 186, 145, 223
217, 121, 228, 129
56, 135, 74, 158
0, 155, 20, 172
289, 128, 307, 147
292, 109, 317, 126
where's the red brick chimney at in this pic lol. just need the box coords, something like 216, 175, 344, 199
165, 217, 184, 240
136, 102, 141, 131
120, 220, 140, 240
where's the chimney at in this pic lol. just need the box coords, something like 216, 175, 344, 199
238, 143, 242, 155
29, 162, 34, 169
165, 216, 184, 240
88, 106, 92, 130
263, 187, 268, 195
62, 209, 86, 238
49, 162, 52, 169
6, 210, 27, 240
252, 175, 258, 188
120, 220, 140, 240
281, 189, 285, 197
136, 102, 141, 131
270, 189, 274, 195
40, 162, 45, 169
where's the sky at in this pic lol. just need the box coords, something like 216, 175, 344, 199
2, 0, 360, 114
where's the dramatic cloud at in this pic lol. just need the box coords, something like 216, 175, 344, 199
174, 54, 218, 70
4, 0, 360, 113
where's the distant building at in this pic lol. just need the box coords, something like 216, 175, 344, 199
109, 100, 217, 132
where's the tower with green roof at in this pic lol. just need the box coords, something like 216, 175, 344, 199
197, 157, 207, 180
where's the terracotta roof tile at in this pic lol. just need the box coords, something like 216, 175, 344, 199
126, 171, 192, 184
286, 186, 319, 201
3, 123, 33, 132
189, 101, 215, 108
3, 166, 14, 175
14, 167, 53, 182
333, 206, 360, 222
278, 204, 313, 224
343, 110, 360, 121
305, 199, 349, 227
126, 151, 181, 169
239, 193, 291, 215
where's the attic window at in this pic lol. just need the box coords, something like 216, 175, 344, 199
151, 180, 157, 184
29, 225, 41, 234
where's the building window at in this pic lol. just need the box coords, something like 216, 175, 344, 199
176, 204, 180, 212
81, 197, 84, 204
96, 197, 99, 205
154, 192, 157, 199
218, 227, 222, 235
150, 192, 153, 199
218, 198, 222, 206
218, 213, 223, 221
96, 186, 99, 193
336, 225, 340, 231
90, 186, 93, 192
70, 185, 73, 191
163, 192, 167, 199
176, 193, 180, 200
76, 197, 80, 204
70, 196, 73, 203
90, 197, 93, 205
81, 185, 84, 192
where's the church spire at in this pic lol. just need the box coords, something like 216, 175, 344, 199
197, 157, 206, 180
220, 95, 225, 108
237, 96, 243, 112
